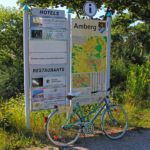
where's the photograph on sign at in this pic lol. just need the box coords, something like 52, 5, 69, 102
32, 88, 44, 102
32, 87, 66, 101
32, 17, 67, 29
31, 28, 67, 41
72, 19, 107, 104
31, 29, 42, 39
31, 76, 67, 110
32, 78, 43, 87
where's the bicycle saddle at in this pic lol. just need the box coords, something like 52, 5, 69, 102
66, 92, 81, 100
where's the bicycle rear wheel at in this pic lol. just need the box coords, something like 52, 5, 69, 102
46, 109, 81, 146
101, 105, 128, 139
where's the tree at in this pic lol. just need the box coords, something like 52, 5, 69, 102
1, 0, 148, 103
104, 0, 150, 23
18, 0, 103, 18
17, 0, 150, 21
110, 12, 149, 95
111, 13, 149, 65
0, 6, 23, 99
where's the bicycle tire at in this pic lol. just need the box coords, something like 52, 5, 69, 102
45, 109, 81, 146
101, 104, 128, 139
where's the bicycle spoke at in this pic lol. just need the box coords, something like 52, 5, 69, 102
102, 105, 128, 139
46, 111, 81, 146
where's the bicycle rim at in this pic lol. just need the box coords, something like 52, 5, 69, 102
46, 110, 81, 146
101, 105, 128, 139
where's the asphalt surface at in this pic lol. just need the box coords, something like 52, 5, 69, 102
61, 128, 150, 150
26, 128, 150, 150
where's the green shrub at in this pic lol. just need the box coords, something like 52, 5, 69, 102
110, 58, 128, 103
0, 94, 51, 149
0, 94, 52, 134
0, 6, 23, 100
124, 61, 150, 107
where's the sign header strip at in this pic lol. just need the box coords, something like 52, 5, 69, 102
32, 8, 65, 18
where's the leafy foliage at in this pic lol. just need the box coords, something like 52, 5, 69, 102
110, 12, 149, 102
0, 1, 149, 103
125, 62, 150, 106
0, 95, 51, 149
17, 0, 150, 22
111, 13, 149, 64
0, 2, 149, 149
0, 6, 23, 99
18, 0, 103, 18
105, 0, 150, 23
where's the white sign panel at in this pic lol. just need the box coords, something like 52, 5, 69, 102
29, 8, 70, 111
32, 8, 65, 18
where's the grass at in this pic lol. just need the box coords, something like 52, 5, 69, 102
0, 129, 43, 150
124, 103, 150, 128
0, 94, 150, 149
0, 129, 7, 150
0, 94, 51, 149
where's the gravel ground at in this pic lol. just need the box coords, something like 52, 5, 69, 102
26, 128, 150, 150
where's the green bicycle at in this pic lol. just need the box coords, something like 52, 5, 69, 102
45, 89, 128, 147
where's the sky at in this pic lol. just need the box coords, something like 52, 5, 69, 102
0, 0, 105, 18
0, 0, 18, 8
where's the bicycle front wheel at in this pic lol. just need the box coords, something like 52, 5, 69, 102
101, 105, 128, 139
46, 109, 81, 146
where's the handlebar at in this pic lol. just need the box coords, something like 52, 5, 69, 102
91, 88, 111, 94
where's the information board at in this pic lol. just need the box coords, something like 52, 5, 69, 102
72, 19, 107, 104
29, 8, 70, 111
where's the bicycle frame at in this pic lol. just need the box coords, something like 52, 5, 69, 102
88, 99, 106, 124
65, 96, 111, 127
45, 91, 128, 145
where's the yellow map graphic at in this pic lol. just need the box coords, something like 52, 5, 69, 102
72, 36, 107, 88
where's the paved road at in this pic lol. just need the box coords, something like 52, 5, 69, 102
27, 129, 150, 150
61, 128, 150, 150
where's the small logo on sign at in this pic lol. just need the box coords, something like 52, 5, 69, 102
83, 1, 97, 17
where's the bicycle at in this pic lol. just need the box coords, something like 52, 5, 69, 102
45, 89, 128, 147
